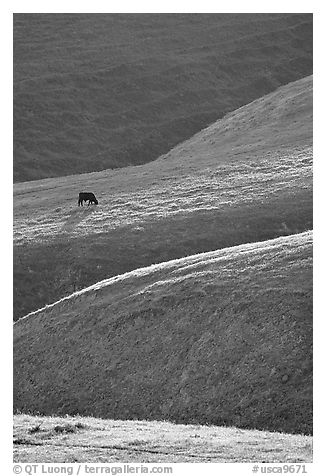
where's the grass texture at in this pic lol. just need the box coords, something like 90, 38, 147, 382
14, 414, 312, 463
13, 76, 313, 320
14, 13, 312, 182
14, 231, 312, 435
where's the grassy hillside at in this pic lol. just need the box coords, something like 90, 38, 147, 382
14, 231, 313, 435
13, 76, 313, 320
14, 414, 312, 463
14, 13, 312, 182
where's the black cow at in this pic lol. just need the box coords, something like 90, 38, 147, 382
78, 192, 98, 206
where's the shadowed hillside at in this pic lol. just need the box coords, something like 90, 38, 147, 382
14, 13, 312, 182
13, 76, 313, 320
14, 231, 313, 435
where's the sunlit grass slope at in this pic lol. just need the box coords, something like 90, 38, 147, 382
14, 13, 312, 182
13, 76, 312, 320
14, 77, 312, 318
14, 231, 312, 435
14, 414, 312, 463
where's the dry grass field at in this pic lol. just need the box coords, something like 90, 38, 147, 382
13, 76, 312, 320
13, 414, 312, 463
14, 13, 312, 182
13, 36, 313, 461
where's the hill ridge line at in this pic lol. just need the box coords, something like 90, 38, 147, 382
14, 230, 312, 325
14, 14, 313, 182
158, 75, 312, 160
14, 75, 312, 187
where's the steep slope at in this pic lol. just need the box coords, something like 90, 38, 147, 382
13, 76, 313, 320
14, 231, 313, 434
14, 13, 312, 182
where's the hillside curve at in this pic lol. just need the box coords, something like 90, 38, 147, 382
14, 13, 312, 182
13, 76, 313, 320
14, 231, 313, 435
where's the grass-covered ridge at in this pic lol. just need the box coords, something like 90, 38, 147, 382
14, 414, 312, 463
14, 231, 313, 435
14, 13, 312, 182
13, 76, 313, 320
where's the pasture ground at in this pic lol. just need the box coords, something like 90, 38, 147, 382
14, 14, 312, 182
14, 232, 312, 435
14, 414, 312, 463
13, 76, 313, 320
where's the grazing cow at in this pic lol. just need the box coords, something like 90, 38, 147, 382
78, 192, 98, 206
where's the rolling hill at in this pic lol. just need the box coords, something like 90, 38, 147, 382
13, 75, 313, 320
14, 13, 312, 182
14, 231, 313, 435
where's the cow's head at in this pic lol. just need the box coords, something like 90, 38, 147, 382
95, 199, 99, 205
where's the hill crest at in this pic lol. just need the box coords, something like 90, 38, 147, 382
14, 231, 313, 435
13, 76, 313, 320
15, 230, 312, 323
14, 13, 312, 182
